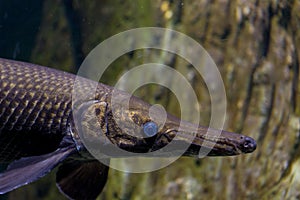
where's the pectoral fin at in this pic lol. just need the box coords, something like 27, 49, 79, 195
0, 146, 76, 194
56, 159, 109, 200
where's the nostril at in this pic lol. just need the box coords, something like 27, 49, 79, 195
243, 136, 257, 153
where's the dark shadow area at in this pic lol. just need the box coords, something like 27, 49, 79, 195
0, 0, 44, 60
63, 0, 84, 71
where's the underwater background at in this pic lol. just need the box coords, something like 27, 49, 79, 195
0, 0, 299, 199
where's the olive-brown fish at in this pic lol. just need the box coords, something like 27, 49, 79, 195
0, 58, 256, 200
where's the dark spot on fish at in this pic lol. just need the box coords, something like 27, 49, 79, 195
132, 114, 142, 125
95, 108, 101, 116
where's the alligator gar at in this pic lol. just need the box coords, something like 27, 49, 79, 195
0, 58, 256, 199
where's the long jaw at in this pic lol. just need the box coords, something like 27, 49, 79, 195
149, 116, 257, 157
183, 129, 257, 157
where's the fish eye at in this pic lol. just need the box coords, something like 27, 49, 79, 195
143, 121, 158, 137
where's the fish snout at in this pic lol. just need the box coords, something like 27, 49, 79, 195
240, 136, 257, 153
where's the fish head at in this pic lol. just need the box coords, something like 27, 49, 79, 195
74, 93, 256, 158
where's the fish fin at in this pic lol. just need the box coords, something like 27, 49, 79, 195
0, 146, 76, 194
56, 159, 109, 200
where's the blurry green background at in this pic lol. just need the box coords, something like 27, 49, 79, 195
0, 0, 299, 199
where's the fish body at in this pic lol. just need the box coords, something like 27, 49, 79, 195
0, 58, 256, 199
0, 58, 113, 199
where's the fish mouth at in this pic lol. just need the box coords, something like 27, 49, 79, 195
238, 136, 257, 153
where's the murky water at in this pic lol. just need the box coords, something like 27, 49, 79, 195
1, 1, 299, 199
